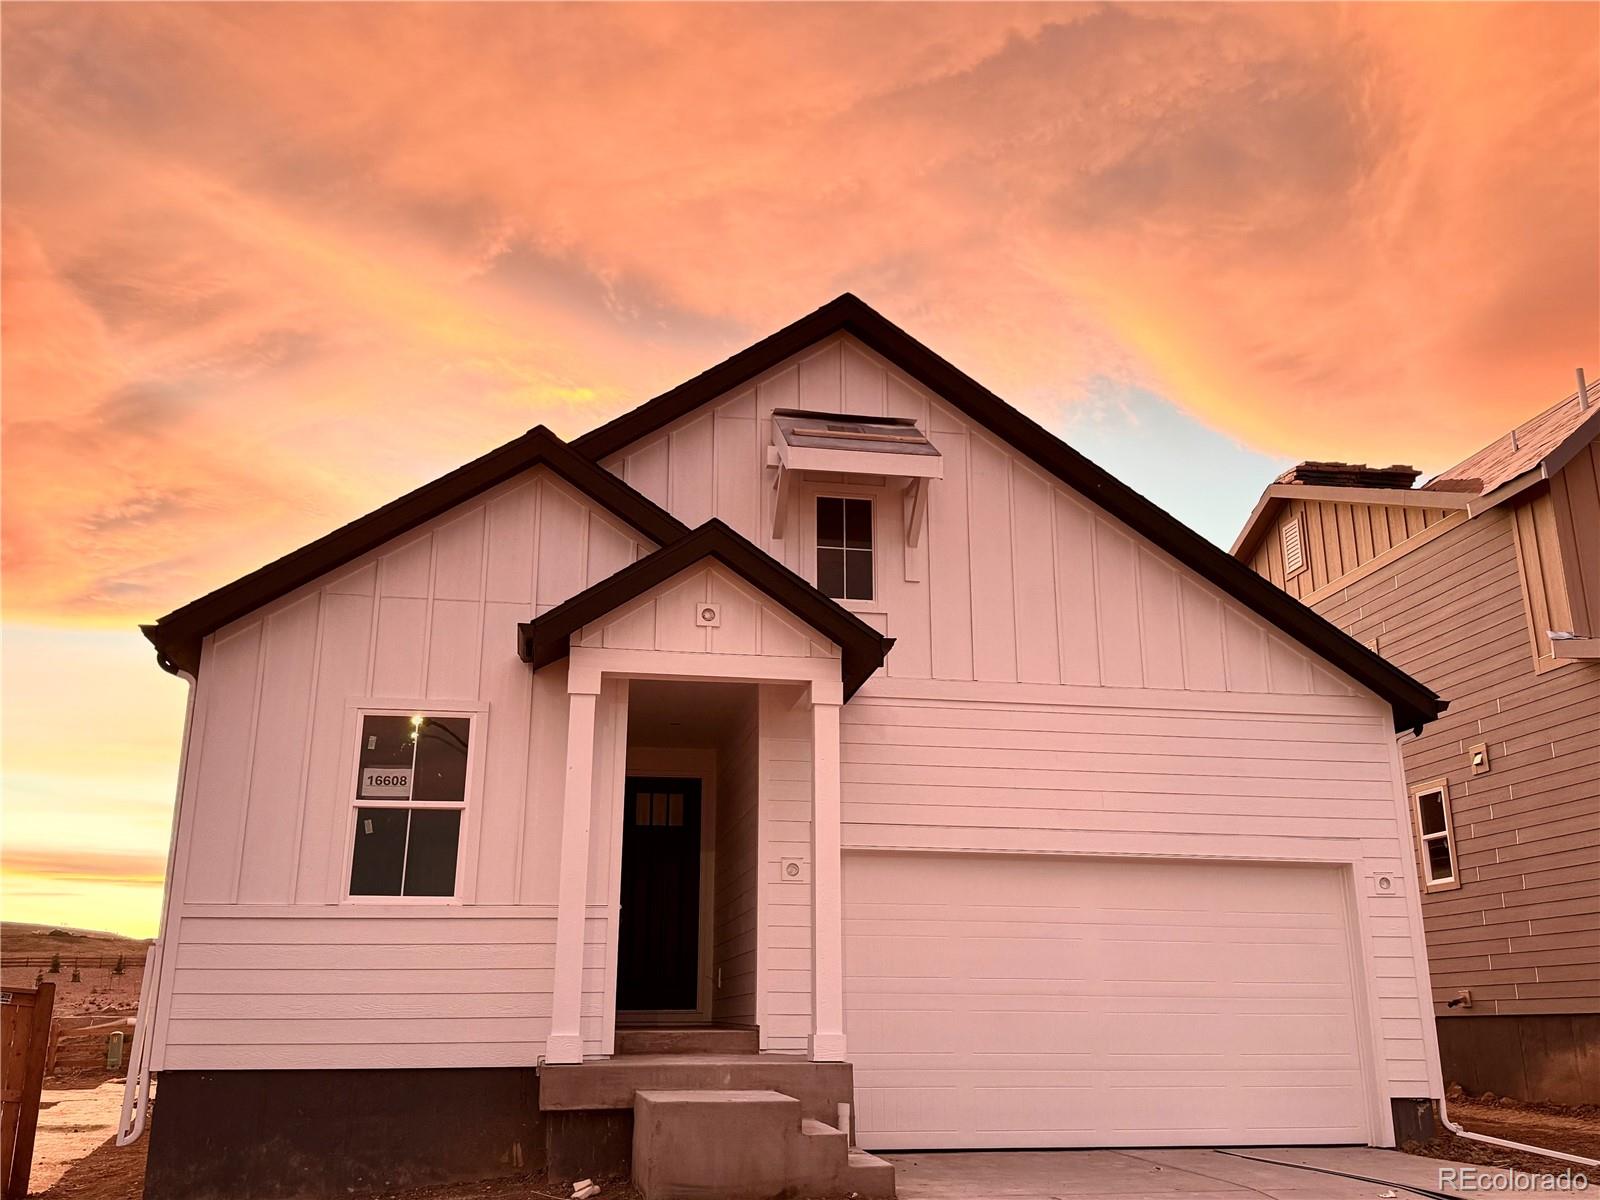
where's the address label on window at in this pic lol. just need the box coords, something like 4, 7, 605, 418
360, 766, 413, 798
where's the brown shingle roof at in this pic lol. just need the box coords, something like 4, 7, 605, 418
1424, 382, 1600, 496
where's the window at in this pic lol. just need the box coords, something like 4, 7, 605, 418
1412, 781, 1458, 889
1283, 516, 1306, 577
817, 496, 873, 601
349, 712, 471, 897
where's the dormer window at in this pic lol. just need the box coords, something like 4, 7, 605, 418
817, 496, 873, 601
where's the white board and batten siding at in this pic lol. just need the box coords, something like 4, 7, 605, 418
157, 468, 652, 1070
600, 333, 1441, 1123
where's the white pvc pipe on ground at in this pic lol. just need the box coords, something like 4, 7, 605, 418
1437, 1094, 1599, 1169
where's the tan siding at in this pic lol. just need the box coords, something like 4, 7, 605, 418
1511, 490, 1577, 672
1266, 507, 1599, 1017
1252, 498, 1462, 601
1550, 439, 1600, 636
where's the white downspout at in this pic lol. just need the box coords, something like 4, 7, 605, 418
117, 668, 196, 1146
1436, 1095, 1599, 1169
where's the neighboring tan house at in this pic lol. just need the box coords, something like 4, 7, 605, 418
125, 296, 1447, 1200
1233, 384, 1600, 1106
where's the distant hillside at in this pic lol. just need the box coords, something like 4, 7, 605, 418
1, 922, 152, 960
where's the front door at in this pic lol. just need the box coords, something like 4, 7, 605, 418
617, 776, 703, 1012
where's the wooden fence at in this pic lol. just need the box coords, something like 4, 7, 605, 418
2, 982, 56, 1200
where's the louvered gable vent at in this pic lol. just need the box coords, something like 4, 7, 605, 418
1283, 516, 1306, 576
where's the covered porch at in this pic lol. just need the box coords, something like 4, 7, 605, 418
517, 520, 893, 1068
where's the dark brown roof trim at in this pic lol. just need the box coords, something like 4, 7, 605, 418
574, 294, 1443, 733
142, 426, 689, 677
518, 518, 893, 699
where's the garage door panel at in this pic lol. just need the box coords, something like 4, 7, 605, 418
844, 853, 1371, 1149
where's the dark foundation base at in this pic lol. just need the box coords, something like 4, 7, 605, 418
1390, 1098, 1438, 1145
1437, 1014, 1600, 1104
145, 1069, 544, 1200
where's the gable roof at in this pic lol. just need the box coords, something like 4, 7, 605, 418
518, 518, 893, 699
1423, 380, 1600, 498
142, 426, 689, 676
574, 294, 1443, 732
1233, 378, 1600, 561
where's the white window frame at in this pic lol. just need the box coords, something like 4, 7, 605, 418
1410, 778, 1461, 893
807, 486, 879, 610
338, 698, 487, 906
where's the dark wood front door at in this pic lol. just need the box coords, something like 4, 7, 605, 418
617, 776, 702, 1011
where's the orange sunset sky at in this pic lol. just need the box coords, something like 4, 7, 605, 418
3, 3, 1598, 938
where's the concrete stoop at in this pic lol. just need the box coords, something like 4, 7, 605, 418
631, 1089, 895, 1200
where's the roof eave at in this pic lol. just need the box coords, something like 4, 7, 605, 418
516, 519, 893, 700
141, 427, 689, 677
574, 294, 1440, 733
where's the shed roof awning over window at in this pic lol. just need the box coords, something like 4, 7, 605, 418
770, 409, 943, 479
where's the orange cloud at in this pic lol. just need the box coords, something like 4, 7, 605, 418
3, 1, 1596, 938
4, 3, 1595, 626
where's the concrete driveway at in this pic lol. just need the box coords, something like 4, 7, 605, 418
888, 1146, 1549, 1199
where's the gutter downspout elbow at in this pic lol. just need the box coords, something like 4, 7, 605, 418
1436, 1094, 1599, 1169
116, 669, 197, 1146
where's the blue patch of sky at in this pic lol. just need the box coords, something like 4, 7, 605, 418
1051, 380, 1291, 549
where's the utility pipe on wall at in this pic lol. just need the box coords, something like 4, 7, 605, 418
117, 667, 197, 1146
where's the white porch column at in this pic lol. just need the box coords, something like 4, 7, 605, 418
809, 679, 847, 1062
545, 679, 600, 1064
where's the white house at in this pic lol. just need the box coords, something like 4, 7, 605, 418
126, 296, 1446, 1200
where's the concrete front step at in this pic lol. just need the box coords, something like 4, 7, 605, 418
631, 1089, 894, 1200
538, 1053, 852, 1125
614, 1026, 759, 1056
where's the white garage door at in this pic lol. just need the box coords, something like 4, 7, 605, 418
844, 853, 1372, 1149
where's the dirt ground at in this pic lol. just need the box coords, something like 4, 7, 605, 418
2, 922, 149, 1018
24, 1086, 1598, 1199
1402, 1091, 1600, 1174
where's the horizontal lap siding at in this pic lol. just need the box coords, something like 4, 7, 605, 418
1302, 507, 1600, 1017
158, 468, 654, 1069
839, 691, 1432, 1096
161, 914, 610, 1069
1249, 500, 1454, 602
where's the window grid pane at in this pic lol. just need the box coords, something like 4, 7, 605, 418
817, 496, 873, 601
1417, 790, 1447, 837
403, 809, 462, 896
350, 712, 470, 898
843, 498, 872, 549
1425, 837, 1454, 881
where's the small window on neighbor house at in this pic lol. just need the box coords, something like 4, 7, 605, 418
1283, 516, 1306, 577
817, 496, 873, 602
1412, 783, 1457, 887
350, 713, 471, 898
